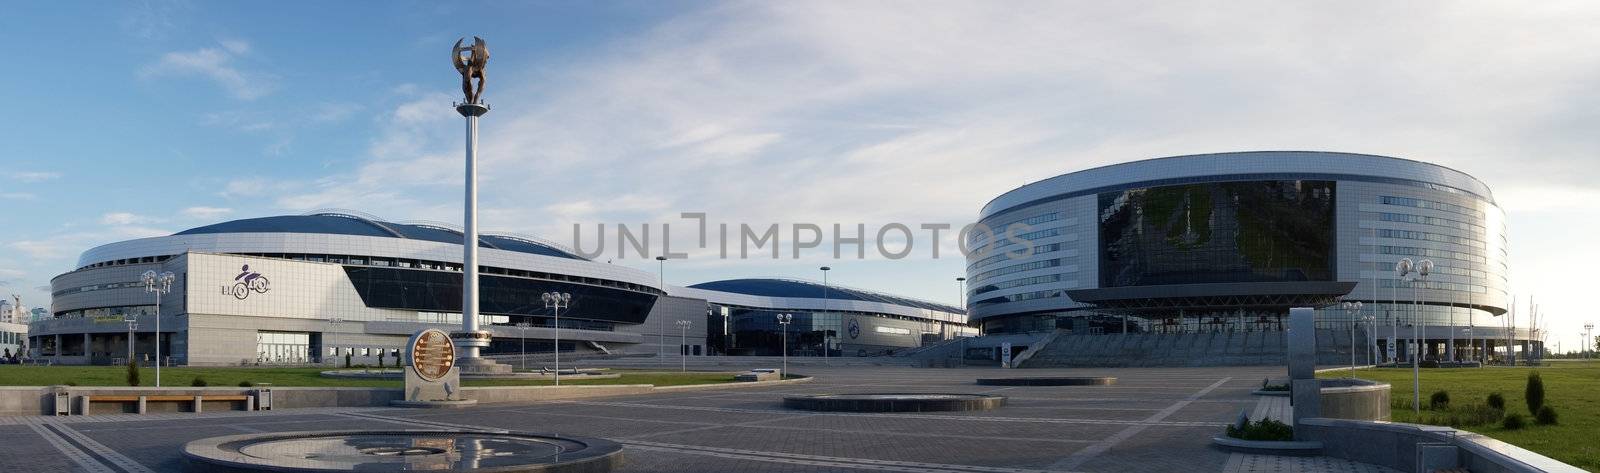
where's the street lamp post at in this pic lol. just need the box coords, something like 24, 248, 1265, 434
141, 270, 174, 387
515, 322, 531, 371
541, 292, 571, 385
1396, 258, 1431, 413
656, 256, 667, 364
1463, 326, 1474, 365
1342, 301, 1363, 376
956, 277, 966, 313
123, 317, 137, 366
820, 266, 831, 359
776, 313, 792, 378
675, 320, 692, 372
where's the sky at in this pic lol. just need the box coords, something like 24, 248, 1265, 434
1, 1, 1597, 351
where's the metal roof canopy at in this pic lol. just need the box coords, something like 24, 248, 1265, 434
1065, 281, 1356, 317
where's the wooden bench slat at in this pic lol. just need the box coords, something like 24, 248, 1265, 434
85, 394, 250, 402
145, 395, 197, 401
87, 396, 141, 402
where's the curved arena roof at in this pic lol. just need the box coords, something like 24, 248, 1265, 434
689, 278, 962, 314
175, 212, 585, 260
980, 151, 1495, 219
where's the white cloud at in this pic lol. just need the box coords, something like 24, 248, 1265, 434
1, 193, 35, 200
100, 212, 160, 225
181, 206, 233, 219
9, 240, 73, 259
140, 41, 274, 100
9, 171, 60, 182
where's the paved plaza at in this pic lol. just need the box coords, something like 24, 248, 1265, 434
0, 365, 1400, 472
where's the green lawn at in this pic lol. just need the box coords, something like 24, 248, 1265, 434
1320, 361, 1600, 471
0, 366, 736, 388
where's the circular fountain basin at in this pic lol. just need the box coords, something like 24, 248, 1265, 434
975, 377, 1117, 386
782, 393, 1006, 412
181, 430, 623, 472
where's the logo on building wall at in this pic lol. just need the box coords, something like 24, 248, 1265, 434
224, 264, 271, 300
848, 319, 860, 339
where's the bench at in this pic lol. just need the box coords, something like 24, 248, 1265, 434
79, 394, 254, 414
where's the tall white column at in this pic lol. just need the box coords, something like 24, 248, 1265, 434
463, 109, 480, 358
454, 103, 493, 365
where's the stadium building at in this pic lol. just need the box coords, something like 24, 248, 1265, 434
968, 151, 1538, 364
32, 211, 968, 366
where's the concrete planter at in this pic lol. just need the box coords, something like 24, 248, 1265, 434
1210, 436, 1323, 456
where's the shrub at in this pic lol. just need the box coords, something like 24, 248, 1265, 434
190, 377, 208, 387
377, 352, 385, 368
1486, 392, 1505, 410
1525, 371, 1545, 415
125, 360, 140, 386
1535, 406, 1558, 425
238, 380, 254, 388
344, 352, 352, 368
1429, 390, 1450, 409
1502, 413, 1526, 430
1457, 404, 1506, 426
1225, 418, 1294, 441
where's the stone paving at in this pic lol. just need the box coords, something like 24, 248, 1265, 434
0, 365, 1399, 472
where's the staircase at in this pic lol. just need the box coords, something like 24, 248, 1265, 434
1017, 329, 1369, 368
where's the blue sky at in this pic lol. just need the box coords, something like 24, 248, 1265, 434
2, 1, 1598, 351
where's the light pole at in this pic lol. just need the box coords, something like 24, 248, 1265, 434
1396, 258, 1430, 413
1585, 322, 1594, 359
820, 266, 831, 359
123, 317, 138, 368
1342, 301, 1363, 376
1463, 326, 1473, 365
656, 256, 667, 364
956, 277, 967, 313
515, 322, 531, 371
141, 270, 174, 387
675, 320, 692, 372
541, 292, 570, 385
1363, 314, 1377, 366
776, 313, 792, 378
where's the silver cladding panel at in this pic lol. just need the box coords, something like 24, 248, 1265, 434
66, 233, 963, 326
969, 151, 1508, 322
75, 233, 661, 289
668, 286, 966, 325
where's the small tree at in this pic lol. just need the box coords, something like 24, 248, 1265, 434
344, 352, 352, 368
125, 360, 141, 386
1429, 390, 1450, 409
377, 350, 385, 368
190, 377, 208, 387
1486, 392, 1506, 410
1525, 371, 1545, 415
1535, 406, 1558, 425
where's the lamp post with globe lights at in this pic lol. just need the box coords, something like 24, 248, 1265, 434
776, 313, 793, 378
515, 322, 531, 371
541, 292, 570, 385
1396, 258, 1431, 413
141, 270, 174, 387
1342, 301, 1363, 376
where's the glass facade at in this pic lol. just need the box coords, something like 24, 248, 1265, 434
256, 331, 310, 364
1099, 180, 1336, 287
715, 307, 841, 357
343, 266, 657, 324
